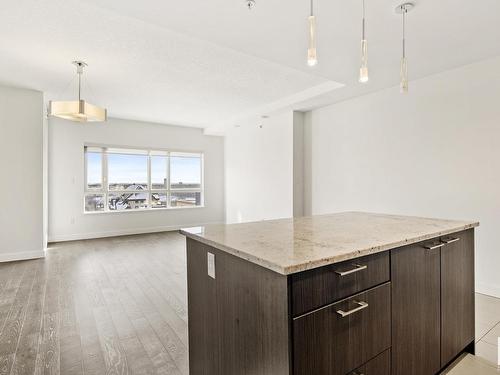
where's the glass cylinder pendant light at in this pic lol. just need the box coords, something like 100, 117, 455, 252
307, 0, 318, 67
396, 3, 414, 94
359, 0, 369, 83
49, 61, 107, 122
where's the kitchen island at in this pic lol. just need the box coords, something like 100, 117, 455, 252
180, 212, 479, 375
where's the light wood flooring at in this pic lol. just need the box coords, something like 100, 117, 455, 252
0, 232, 188, 375
0, 231, 499, 374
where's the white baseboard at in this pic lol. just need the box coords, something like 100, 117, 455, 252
0, 249, 46, 263
48, 222, 223, 243
476, 283, 500, 299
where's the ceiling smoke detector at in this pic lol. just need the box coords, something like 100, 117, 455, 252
245, 0, 256, 10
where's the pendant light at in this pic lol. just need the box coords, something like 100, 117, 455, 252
359, 0, 369, 83
49, 61, 107, 122
307, 0, 318, 67
396, 3, 414, 94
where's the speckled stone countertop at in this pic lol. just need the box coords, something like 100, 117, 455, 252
180, 212, 479, 275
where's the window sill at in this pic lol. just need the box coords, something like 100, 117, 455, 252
84, 205, 206, 215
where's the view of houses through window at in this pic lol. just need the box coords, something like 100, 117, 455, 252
85, 146, 203, 212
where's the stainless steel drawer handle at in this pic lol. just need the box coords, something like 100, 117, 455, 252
441, 237, 460, 244
334, 264, 367, 276
423, 243, 444, 250
336, 301, 369, 317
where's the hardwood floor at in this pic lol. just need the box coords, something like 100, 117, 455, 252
0, 231, 499, 374
0, 232, 188, 375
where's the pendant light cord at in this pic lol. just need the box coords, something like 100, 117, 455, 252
362, 0, 366, 40
402, 7, 406, 59
310, 0, 314, 17
73, 61, 86, 101
78, 71, 82, 101
53, 76, 77, 102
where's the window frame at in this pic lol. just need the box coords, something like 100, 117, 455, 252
84, 145, 204, 214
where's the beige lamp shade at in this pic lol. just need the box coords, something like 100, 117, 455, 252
49, 100, 107, 122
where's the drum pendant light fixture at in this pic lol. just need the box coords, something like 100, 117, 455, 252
49, 61, 107, 122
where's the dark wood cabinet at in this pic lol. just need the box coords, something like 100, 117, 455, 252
186, 228, 475, 375
187, 238, 290, 375
391, 242, 441, 375
291, 252, 390, 316
186, 239, 220, 375
391, 229, 475, 375
215, 243, 290, 375
441, 230, 475, 366
350, 349, 391, 375
293, 283, 391, 375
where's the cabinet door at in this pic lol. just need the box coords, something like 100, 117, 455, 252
293, 283, 391, 375
441, 229, 475, 366
391, 243, 441, 375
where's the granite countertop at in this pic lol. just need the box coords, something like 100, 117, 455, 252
180, 212, 479, 275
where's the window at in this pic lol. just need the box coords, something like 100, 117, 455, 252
84, 146, 203, 212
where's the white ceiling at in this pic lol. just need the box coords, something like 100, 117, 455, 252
1, 0, 500, 133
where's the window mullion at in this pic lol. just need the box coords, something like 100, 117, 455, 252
103, 148, 108, 212
83, 148, 88, 214
147, 151, 152, 209
201, 155, 205, 206
167, 152, 171, 208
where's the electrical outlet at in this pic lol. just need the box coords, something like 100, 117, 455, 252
207, 252, 215, 279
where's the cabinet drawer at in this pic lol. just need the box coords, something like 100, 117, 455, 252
293, 283, 391, 375
348, 349, 391, 375
291, 251, 389, 316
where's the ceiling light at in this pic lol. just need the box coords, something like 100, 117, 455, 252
396, 3, 414, 94
307, 0, 318, 67
359, 0, 369, 83
49, 61, 107, 122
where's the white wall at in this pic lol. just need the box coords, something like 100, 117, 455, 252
225, 111, 294, 223
293, 112, 305, 217
305, 56, 500, 297
48, 117, 224, 241
0, 85, 45, 261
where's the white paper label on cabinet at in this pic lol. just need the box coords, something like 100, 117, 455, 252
207, 252, 215, 279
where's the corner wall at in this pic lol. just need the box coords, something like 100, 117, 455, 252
225, 112, 294, 223
293, 112, 305, 217
304, 56, 500, 297
48, 117, 225, 241
0, 85, 45, 261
